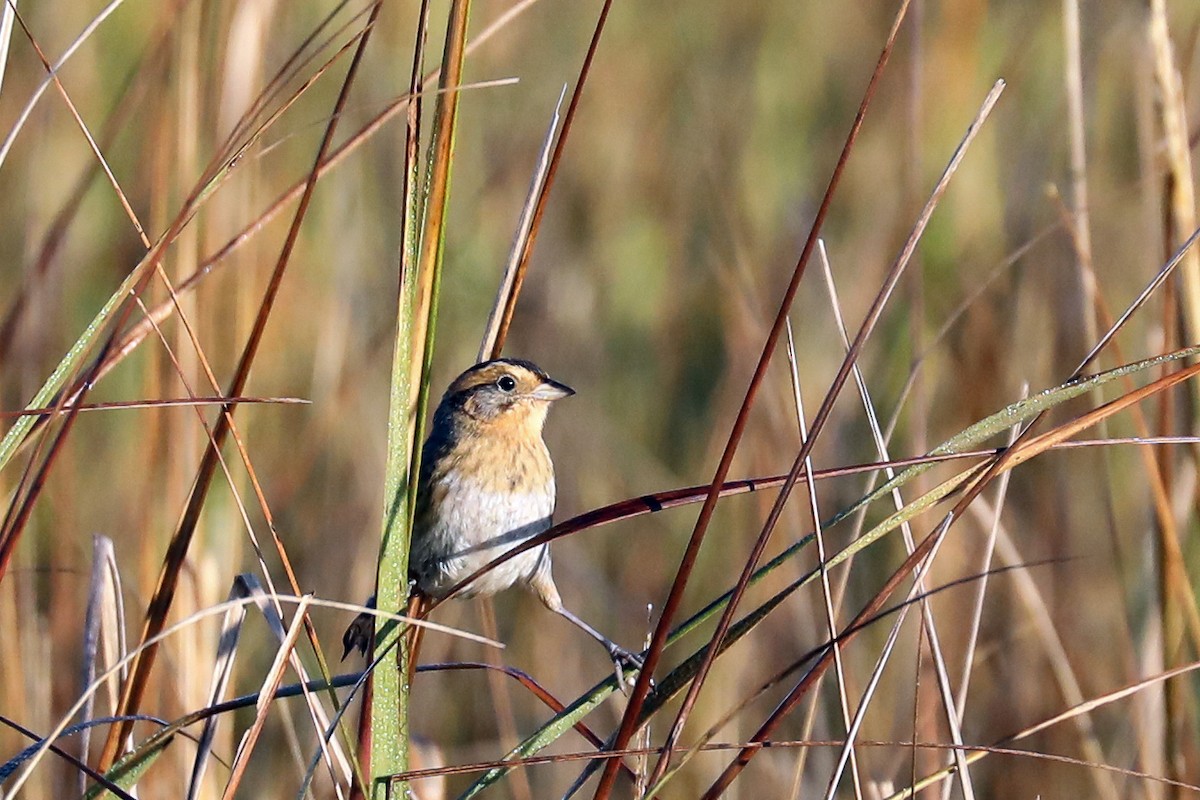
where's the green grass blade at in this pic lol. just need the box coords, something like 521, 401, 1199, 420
372, 2, 471, 797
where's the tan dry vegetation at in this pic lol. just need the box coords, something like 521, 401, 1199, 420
3, 1, 1200, 798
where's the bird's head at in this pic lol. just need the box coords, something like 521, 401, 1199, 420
439, 358, 574, 433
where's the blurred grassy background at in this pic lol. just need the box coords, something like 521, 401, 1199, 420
3, 0, 1200, 797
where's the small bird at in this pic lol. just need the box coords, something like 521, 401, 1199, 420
344, 358, 642, 676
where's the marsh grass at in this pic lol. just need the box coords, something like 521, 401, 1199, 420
4, 1, 1200, 798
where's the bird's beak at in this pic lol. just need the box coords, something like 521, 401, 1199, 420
532, 378, 574, 401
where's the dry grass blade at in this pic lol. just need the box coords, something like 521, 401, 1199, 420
187, 577, 351, 800
186, 577, 258, 800
0, 396, 308, 419
8, 4, 147, 244
477, 85, 565, 362
386, 738, 1200, 793
4, 600, 254, 792
78, 535, 127, 796
595, 7, 916, 794
1147, 5, 1200, 789
95, 3, 385, 771
118, 281, 361, 795
133, 284, 362, 795
486, 0, 615, 359
81, 658, 624, 799
83, 1, 546, 399
636, 563, 1049, 800
22, 19, 372, 454
1076, 224, 1200, 374
889, 658, 1200, 800
1062, 0, 1095, 335
825, 354, 1200, 606
702, 515, 951, 797
533, 561, 1061, 800
0, 8, 359, 475
0, 716, 141, 800
0, 1, 179, 364
1000, 361, 1200, 476
822, 538, 958, 798
783, 319, 864, 799
0, 0, 126, 169
963, 496, 1121, 800
463, 79, 600, 796
1149, 0, 1200, 352
421, 663, 624, 758
219, 596, 313, 800
852, 184, 1198, 684
0, 13, 377, 583
0, 0, 16, 97
461, 444, 1193, 797
701, 351, 1200, 796
815, 245, 973, 800
943, 418, 1021, 800
647, 73, 1005, 793
4, 594, 482, 796
475, 601, 535, 800
215, 0, 365, 155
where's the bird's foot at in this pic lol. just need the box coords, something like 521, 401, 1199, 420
608, 645, 649, 693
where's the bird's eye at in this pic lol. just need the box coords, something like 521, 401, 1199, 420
497, 375, 517, 392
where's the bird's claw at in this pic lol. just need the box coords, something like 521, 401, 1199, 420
609, 646, 650, 693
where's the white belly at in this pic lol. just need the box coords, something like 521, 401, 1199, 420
410, 471, 555, 599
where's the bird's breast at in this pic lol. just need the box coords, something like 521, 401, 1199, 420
411, 466, 556, 599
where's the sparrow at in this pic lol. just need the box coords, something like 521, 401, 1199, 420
344, 358, 642, 676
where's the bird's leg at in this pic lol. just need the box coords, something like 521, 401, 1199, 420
557, 605, 646, 674
529, 570, 644, 686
